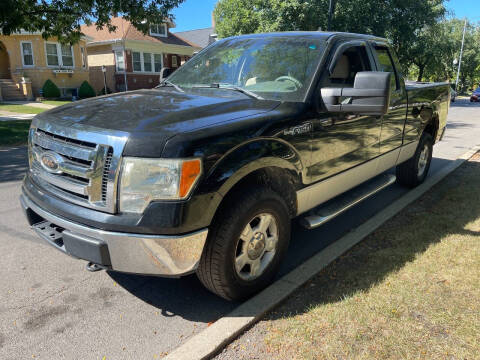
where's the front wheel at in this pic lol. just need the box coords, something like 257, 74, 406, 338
396, 133, 433, 188
197, 187, 291, 301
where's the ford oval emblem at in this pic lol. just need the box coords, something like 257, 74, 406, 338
40, 151, 63, 174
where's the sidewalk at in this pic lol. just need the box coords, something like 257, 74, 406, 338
1, 101, 55, 109
0, 110, 35, 121
215, 153, 480, 360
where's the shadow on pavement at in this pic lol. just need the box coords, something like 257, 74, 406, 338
0, 146, 28, 183
108, 271, 238, 323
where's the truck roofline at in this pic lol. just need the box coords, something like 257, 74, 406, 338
220, 31, 387, 43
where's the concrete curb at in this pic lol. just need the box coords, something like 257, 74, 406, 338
165, 146, 480, 360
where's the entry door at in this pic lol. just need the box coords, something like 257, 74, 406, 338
308, 43, 382, 183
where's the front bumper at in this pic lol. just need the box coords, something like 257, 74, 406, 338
20, 193, 209, 277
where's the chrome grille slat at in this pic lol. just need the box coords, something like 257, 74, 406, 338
33, 132, 96, 161
33, 164, 88, 196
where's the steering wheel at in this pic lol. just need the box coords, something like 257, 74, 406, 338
275, 76, 302, 89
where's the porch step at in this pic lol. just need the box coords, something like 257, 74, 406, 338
300, 174, 397, 229
0, 79, 26, 100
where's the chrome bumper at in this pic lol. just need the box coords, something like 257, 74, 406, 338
20, 194, 208, 277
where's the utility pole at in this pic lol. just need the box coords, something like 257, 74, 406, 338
328, 0, 336, 31
455, 18, 467, 92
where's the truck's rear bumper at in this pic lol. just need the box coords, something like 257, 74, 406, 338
20, 193, 208, 277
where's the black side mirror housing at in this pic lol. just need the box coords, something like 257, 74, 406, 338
321, 72, 392, 115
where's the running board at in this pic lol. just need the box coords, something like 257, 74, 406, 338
300, 174, 397, 230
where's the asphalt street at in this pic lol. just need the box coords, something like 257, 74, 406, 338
0, 99, 479, 359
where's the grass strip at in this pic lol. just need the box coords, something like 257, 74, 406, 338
0, 104, 46, 114
260, 155, 480, 359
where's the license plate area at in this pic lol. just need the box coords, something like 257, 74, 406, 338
32, 220, 65, 250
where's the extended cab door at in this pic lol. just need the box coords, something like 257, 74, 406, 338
370, 43, 408, 153
308, 41, 381, 182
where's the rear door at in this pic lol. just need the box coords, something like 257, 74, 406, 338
370, 43, 408, 154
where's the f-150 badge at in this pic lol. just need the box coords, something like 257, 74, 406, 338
284, 122, 312, 136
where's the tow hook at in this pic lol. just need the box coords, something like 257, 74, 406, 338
86, 262, 106, 272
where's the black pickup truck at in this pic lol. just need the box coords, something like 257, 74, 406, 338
21, 32, 450, 300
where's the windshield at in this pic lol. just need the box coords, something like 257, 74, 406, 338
166, 36, 326, 102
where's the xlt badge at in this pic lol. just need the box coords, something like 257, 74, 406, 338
284, 122, 312, 136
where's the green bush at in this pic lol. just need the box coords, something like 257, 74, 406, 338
42, 79, 60, 99
78, 81, 96, 98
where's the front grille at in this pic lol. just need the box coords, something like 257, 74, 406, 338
30, 127, 117, 213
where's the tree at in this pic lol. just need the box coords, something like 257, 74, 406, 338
407, 19, 480, 91
0, 0, 185, 44
214, 0, 446, 74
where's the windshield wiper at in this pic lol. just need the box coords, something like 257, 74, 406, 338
192, 83, 264, 100
158, 79, 184, 93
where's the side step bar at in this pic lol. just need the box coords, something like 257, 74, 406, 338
300, 174, 397, 230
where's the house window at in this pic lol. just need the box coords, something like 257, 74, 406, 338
131, 51, 162, 72
143, 52, 152, 72
115, 50, 125, 71
46, 43, 59, 66
132, 51, 142, 72
21, 41, 34, 66
80, 47, 87, 68
45, 42, 74, 67
154, 54, 163, 72
61, 45, 73, 67
149, 24, 167, 37
171, 55, 178, 68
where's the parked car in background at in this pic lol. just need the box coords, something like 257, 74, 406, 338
451, 88, 457, 102
470, 87, 480, 102
21, 32, 450, 300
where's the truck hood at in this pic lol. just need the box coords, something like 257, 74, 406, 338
35, 88, 280, 156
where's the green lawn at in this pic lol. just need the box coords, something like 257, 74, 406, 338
0, 120, 31, 146
0, 104, 46, 114
41, 100, 72, 106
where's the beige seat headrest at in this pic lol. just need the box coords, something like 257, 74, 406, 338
331, 55, 350, 79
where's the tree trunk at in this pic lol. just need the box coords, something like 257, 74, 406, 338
417, 64, 425, 82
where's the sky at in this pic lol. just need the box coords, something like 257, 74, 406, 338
171, 0, 480, 33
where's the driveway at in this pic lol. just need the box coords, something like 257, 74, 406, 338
1, 99, 479, 359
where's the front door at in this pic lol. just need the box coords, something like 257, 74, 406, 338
0, 42, 10, 79
308, 42, 381, 183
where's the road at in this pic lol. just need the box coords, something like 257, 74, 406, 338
0, 99, 479, 359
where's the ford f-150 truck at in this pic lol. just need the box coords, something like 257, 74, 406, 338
21, 32, 450, 300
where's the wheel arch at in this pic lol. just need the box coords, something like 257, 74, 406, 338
202, 139, 305, 222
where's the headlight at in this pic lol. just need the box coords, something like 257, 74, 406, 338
119, 157, 202, 214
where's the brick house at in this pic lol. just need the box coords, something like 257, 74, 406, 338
0, 32, 90, 100
81, 17, 200, 93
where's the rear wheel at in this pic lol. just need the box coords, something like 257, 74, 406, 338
396, 132, 433, 188
197, 187, 290, 301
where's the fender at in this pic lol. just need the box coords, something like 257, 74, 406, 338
199, 138, 305, 197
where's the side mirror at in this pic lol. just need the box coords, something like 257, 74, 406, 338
321, 72, 392, 115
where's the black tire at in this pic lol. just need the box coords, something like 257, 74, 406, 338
197, 187, 291, 301
396, 132, 433, 188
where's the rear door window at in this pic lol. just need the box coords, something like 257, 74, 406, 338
374, 47, 399, 91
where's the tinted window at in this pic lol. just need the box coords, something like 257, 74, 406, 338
375, 47, 399, 91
